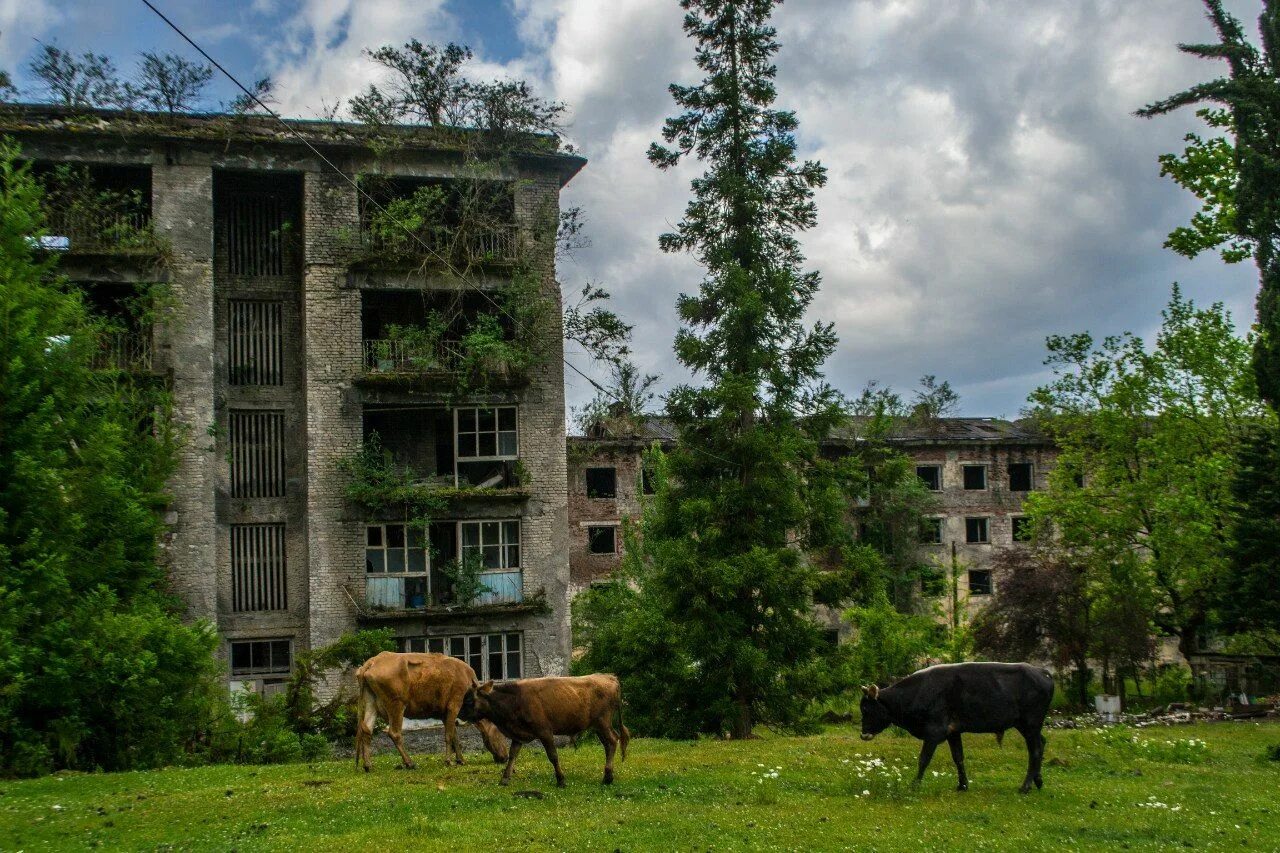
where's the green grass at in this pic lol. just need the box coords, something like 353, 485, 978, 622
1, 722, 1277, 851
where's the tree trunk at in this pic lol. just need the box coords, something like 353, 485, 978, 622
731, 692, 753, 739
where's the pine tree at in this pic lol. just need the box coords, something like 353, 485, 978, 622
577, 0, 851, 739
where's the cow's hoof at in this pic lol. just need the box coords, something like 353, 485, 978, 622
956, 784, 968, 792
603, 772, 614, 785
1034, 777, 1043, 790
556, 780, 566, 789
362, 766, 371, 774
499, 778, 511, 787
1018, 785, 1032, 795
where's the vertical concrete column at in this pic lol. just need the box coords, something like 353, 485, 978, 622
513, 172, 571, 675
302, 169, 363, 650
153, 162, 217, 622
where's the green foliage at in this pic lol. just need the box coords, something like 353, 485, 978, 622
38, 164, 163, 254
0, 139, 217, 775
1263, 742, 1280, 762
135, 52, 212, 115
28, 44, 130, 108
1024, 286, 1265, 661
834, 600, 946, 687
336, 432, 450, 525
1220, 422, 1280, 634
1140, 0, 1280, 408
1093, 726, 1209, 765
284, 629, 395, 740
1151, 665, 1194, 706
438, 550, 487, 608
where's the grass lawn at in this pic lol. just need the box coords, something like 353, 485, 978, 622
1, 721, 1277, 851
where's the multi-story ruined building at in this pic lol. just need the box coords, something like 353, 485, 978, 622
566, 415, 1059, 626
6, 104, 584, 694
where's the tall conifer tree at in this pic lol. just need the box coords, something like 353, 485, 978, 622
600, 0, 847, 738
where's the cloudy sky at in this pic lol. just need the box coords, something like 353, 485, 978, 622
1, 0, 1262, 417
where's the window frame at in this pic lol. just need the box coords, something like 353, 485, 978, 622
585, 466, 618, 499
1008, 461, 1034, 492
967, 569, 993, 596
230, 638, 292, 678
587, 524, 619, 555
454, 407, 518, 463
397, 632, 523, 681
964, 516, 990, 544
1011, 515, 1034, 543
919, 517, 944, 545
458, 518, 521, 572
915, 464, 943, 492
962, 464, 988, 491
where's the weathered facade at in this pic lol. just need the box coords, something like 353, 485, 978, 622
566, 416, 1059, 625
7, 104, 584, 694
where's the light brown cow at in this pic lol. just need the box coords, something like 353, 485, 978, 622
459, 673, 630, 787
354, 651, 509, 772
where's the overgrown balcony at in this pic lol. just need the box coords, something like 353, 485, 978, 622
36, 164, 164, 258
91, 329, 154, 373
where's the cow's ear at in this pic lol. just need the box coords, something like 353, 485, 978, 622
868, 684, 879, 700
479, 679, 494, 694
860, 684, 870, 697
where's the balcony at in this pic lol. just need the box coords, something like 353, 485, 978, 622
364, 569, 524, 611
43, 208, 157, 256
356, 223, 522, 268
36, 164, 161, 260
363, 337, 462, 375
91, 329, 154, 373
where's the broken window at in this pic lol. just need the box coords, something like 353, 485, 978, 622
229, 300, 284, 386
1008, 462, 1033, 492
397, 632, 522, 681
916, 465, 942, 491
230, 638, 292, 697
230, 524, 287, 612
968, 569, 993, 596
229, 409, 286, 498
962, 464, 987, 490
1012, 515, 1034, 543
586, 467, 617, 498
919, 518, 943, 545
965, 517, 990, 544
588, 525, 618, 555
364, 523, 429, 610
456, 407, 518, 488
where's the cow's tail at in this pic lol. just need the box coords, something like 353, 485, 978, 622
354, 665, 377, 772
617, 700, 630, 761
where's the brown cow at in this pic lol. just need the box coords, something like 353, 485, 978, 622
459, 673, 630, 787
354, 651, 509, 772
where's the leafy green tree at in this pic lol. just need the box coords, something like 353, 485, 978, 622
1024, 287, 1265, 662
577, 0, 853, 739
1219, 422, 1280, 646
1155, 109, 1251, 263
134, 52, 212, 115
27, 44, 131, 108
0, 141, 218, 774
1139, 0, 1280, 407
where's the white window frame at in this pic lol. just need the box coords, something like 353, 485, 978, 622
397, 632, 524, 681
365, 523, 431, 609
458, 519, 521, 572
229, 638, 293, 702
454, 407, 518, 484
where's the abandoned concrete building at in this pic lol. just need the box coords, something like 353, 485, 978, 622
6, 104, 584, 695
566, 415, 1059, 629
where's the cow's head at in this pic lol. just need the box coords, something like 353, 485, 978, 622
459, 680, 495, 722
859, 684, 890, 741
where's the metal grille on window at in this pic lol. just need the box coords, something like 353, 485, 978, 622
226, 192, 286, 276
231, 524, 287, 612
229, 410, 286, 497
229, 300, 284, 386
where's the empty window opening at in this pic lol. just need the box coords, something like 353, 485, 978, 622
968, 569, 993, 596
358, 175, 517, 263
215, 172, 301, 278
1008, 462, 1033, 492
229, 410, 286, 498
586, 467, 617, 498
920, 518, 943, 544
640, 465, 657, 495
229, 300, 284, 386
962, 465, 987, 490
916, 465, 942, 491
588, 526, 618, 555
231, 524, 287, 612
397, 632, 523, 681
34, 163, 151, 252
1012, 516, 1034, 543
965, 517, 990, 544
230, 638, 292, 698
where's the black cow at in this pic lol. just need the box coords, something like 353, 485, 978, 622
859, 662, 1054, 794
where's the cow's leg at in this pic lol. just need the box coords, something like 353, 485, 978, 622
541, 736, 566, 788
499, 740, 523, 786
947, 733, 968, 791
442, 710, 463, 766
596, 720, 618, 785
357, 688, 378, 773
1035, 733, 1046, 789
384, 702, 415, 770
1017, 727, 1041, 794
914, 739, 940, 784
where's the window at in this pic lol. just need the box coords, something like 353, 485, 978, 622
916, 465, 942, 491
1008, 462, 1033, 492
968, 569, 993, 596
1012, 515, 1034, 543
365, 524, 428, 609
965, 517, 990, 544
231, 524, 287, 612
919, 518, 943, 544
586, 467, 617, 498
229, 300, 284, 386
588, 525, 618, 555
397, 632, 523, 681
962, 465, 987, 490
821, 629, 841, 650
640, 465, 656, 495
229, 409, 285, 498
460, 520, 520, 570
230, 635, 293, 696
1072, 471, 1086, 488
456, 407, 517, 459
225, 191, 288, 276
